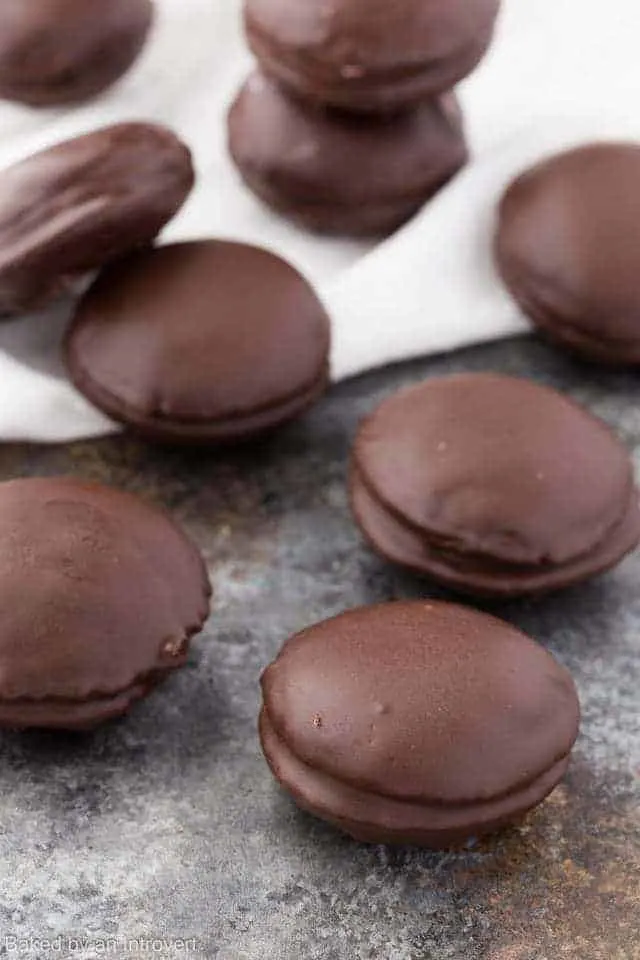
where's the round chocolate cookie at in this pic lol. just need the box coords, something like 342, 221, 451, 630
228, 73, 467, 236
0, 122, 194, 315
351, 373, 640, 597
65, 241, 331, 444
496, 143, 640, 364
245, 0, 501, 112
0, 477, 211, 730
0, 0, 154, 106
260, 601, 580, 847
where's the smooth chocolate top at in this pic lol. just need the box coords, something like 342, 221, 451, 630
0, 478, 210, 703
66, 241, 330, 425
0, 122, 193, 315
246, 0, 500, 98
354, 373, 633, 566
0, 0, 154, 106
228, 73, 467, 205
262, 601, 579, 804
496, 143, 640, 343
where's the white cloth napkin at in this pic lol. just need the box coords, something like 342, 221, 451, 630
0, 0, 638, 442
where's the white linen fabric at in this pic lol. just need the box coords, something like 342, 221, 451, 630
0, 0, 637, 441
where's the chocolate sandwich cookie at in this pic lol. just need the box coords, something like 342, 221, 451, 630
351, 373, 640, 597
245, 0, 501, 113
0, 0, 154, 106
228, 73, 467, 236
496, 143, 640, 364
260, 601, 580, 847
0, 122, 193, 315
65, 240, 331, 444
0, 477, 211, 730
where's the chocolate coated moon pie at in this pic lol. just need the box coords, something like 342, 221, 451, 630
260, 601, 580, 847
496, 143, 640, 364
66, 241, 331, 444
228, 73, 467, 237
351, 373, 640, 597
0, 477, 210, 729
0, 0, 154, 106
0, 122, 194, 315
245, 0, 501, 112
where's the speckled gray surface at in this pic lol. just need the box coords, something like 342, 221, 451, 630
0, 336, 638, 960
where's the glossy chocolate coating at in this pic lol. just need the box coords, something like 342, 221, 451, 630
245, 0, 501, 112
496, 143, 640, 364
228, 73, 467, 236
0, 477, 211, 729
0, 0, 154, 106
65, 241, 331, 444
351, 373, 640, 597
0, 122, 193, 316
260, 601, 580, 846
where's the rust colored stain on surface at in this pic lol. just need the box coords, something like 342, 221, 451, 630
469, 767, 639, 959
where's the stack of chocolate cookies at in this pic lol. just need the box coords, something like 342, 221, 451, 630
228, 0, 501, 236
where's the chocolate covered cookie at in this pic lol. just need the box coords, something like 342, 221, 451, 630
245, 0, 501, 112
351, 373, 640, 597
496, 143, 640, 364
0, 122, 193, 315
0, 477, 211, 729
260, 601, 580, 847
65, 241, 331, 444
0, 0, 154, 106
228, 73, 467, 236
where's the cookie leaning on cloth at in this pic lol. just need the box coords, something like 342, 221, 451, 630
0, 123, 193, 316
0, 0, 154, 106
496, 143, 640, 365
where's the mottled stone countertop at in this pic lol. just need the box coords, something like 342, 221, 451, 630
0, 336, 637, 960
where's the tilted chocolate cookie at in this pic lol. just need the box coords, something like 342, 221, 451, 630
65, 241, 331, 444
0, 0, 154, 106
245, 0, 501, 112
260, 601, 580, 847
228, 73, 467, 236
496, 143, 640, 364
0, 122, 193, 315
0, 477, 211, 729
351, 373, 640, 597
